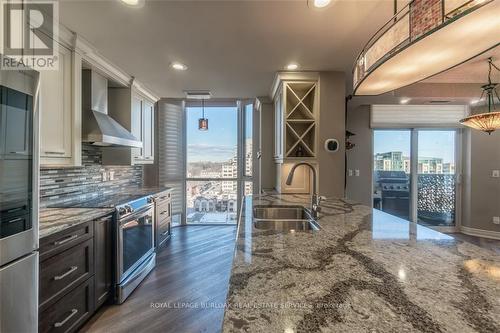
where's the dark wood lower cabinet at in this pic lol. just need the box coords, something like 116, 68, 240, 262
94, 215, 113, 309
39, 278, 94, 333
39, 214, 113, 333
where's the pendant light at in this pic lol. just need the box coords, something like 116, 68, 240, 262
460, 58, 500, 135
198, 99, 208, 131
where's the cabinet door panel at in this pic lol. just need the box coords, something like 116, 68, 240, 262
143, 101, 154, 161
94, 215, 112, 309
131, 96, 143, 160
40, 46, 72, 158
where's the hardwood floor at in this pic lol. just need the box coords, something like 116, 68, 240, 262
80, 225, 236, 333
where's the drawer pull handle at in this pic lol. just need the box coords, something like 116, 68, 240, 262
7, 217, 23, 224
53, 234, 78, 246
54, 266, 78, 280
158, 196, 168, 200
10, 151, 27, 154
161, 230, 169, 236
6, 207, 24, 214
54, 309, 78, 328
44, 151, 65, 155
160, 211, 168, 215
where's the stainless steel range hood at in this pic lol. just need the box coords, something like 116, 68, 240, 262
82, 70, 142, 148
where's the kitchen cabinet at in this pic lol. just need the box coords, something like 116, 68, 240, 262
103, 88, 156, 165
271, 73, 319, 194
39, 44, 82, 166
154, 190, 172, 248
94, 215, 113, 309
39, 214, 113, 333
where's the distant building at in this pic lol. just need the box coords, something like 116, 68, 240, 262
374, 152, 406, 172
375, 151, 454, 175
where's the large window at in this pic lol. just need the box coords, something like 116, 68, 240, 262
373, 129, 459, 228
185, 104, 239, 224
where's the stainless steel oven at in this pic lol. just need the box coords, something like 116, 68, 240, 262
116, 201, 156, 304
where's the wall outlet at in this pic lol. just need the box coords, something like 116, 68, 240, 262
492, 170, 500, 178
493, 216, 500, 225
101, 171, 107, 182
109, 171, 115, 181
348, 169, 353, 176
355, 169, 360, 177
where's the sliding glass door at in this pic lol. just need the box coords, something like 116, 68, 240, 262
417, 130, 457, 227
373, 130, 411, 220
373, 129, 459, 228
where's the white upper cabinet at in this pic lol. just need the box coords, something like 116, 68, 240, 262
142, 100, 154, 162
39, 44, 82, 166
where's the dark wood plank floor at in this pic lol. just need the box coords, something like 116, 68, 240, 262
80, 225, 236, 333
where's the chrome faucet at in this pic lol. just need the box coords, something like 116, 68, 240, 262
285, 162, 323, 219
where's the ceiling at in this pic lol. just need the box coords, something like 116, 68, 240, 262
59, 0, 394, 98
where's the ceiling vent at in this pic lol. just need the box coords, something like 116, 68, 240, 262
428, 100, 451, 104
184, 90, 212, 100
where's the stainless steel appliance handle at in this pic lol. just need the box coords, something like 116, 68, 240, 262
54, 309, 78, 328
161, 230, 169, 236
53, 266, 77, 280
119, 205, 154, 225
53, 234, 78, 246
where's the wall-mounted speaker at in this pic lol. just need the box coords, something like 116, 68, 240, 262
324, 139, 339, 153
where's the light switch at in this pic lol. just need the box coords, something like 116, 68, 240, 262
493, 217, 500, 225
348, 169, 353, 176
101, 171, 107, 182
355, 169, 360, 177
109, 170, 115, 181
492, 170, 500, 178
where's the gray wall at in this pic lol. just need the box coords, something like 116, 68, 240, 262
317, 71, 346, 198
345, 105, 372, 206
256, 97, 276, 192
462, 129, 500, 233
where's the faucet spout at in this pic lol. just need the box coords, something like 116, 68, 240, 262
286, 162, 320, 218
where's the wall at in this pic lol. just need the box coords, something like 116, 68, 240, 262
40, 143, 143, 208
462, 129, 500, 233
317, 71, 346, 198
256, 97, 276, 192
345, 105, 372, 206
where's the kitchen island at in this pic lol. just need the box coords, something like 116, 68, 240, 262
222, 194, 500, 333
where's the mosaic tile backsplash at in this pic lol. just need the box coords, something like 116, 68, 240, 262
40, 144, 143, 208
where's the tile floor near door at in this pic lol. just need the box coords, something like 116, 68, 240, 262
81, 226, 236, 333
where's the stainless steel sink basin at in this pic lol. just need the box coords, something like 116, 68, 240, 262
252, 205, 320, 233
253, 205, 310, 220
253, 219, 320, 232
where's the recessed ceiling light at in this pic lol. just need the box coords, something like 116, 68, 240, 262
286, 63, 299, 70
312, 0, 331, 8
400, 98, 411, 104
120, 0, 144, 7
171, 62, 188, 71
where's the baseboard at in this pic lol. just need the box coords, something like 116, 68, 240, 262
460, 226, 500, 240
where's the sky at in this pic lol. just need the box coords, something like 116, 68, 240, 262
374, 130, 455, 163
186, 106, 238, 162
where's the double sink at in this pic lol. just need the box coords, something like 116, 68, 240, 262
252, 205, 320, 233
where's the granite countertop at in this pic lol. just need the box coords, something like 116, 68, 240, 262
39, 207, 115, 239
39, 187, 172, 239
223, 194, 500, 333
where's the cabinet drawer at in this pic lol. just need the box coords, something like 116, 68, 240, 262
157, 221, 170, 247
40, 222, 93, 261
154, 192, 171, 205
156, 201, 171, 220
40, 239, 94, 310
39, 278, 94, 333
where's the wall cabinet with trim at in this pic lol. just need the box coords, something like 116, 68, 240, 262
39, 44, 82, 166
271, 73, 319, 194
102, 88, 156, 165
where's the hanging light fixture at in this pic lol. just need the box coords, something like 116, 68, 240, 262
198, 99, 208, 131
460, 58, 500, 135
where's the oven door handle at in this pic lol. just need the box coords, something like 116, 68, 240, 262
119, 205, 154, 226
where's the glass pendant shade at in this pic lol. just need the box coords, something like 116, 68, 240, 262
198, 118, 208, 131
459, 58, 500, 134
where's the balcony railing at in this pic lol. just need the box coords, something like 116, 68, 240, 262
353, 0, 495, 93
